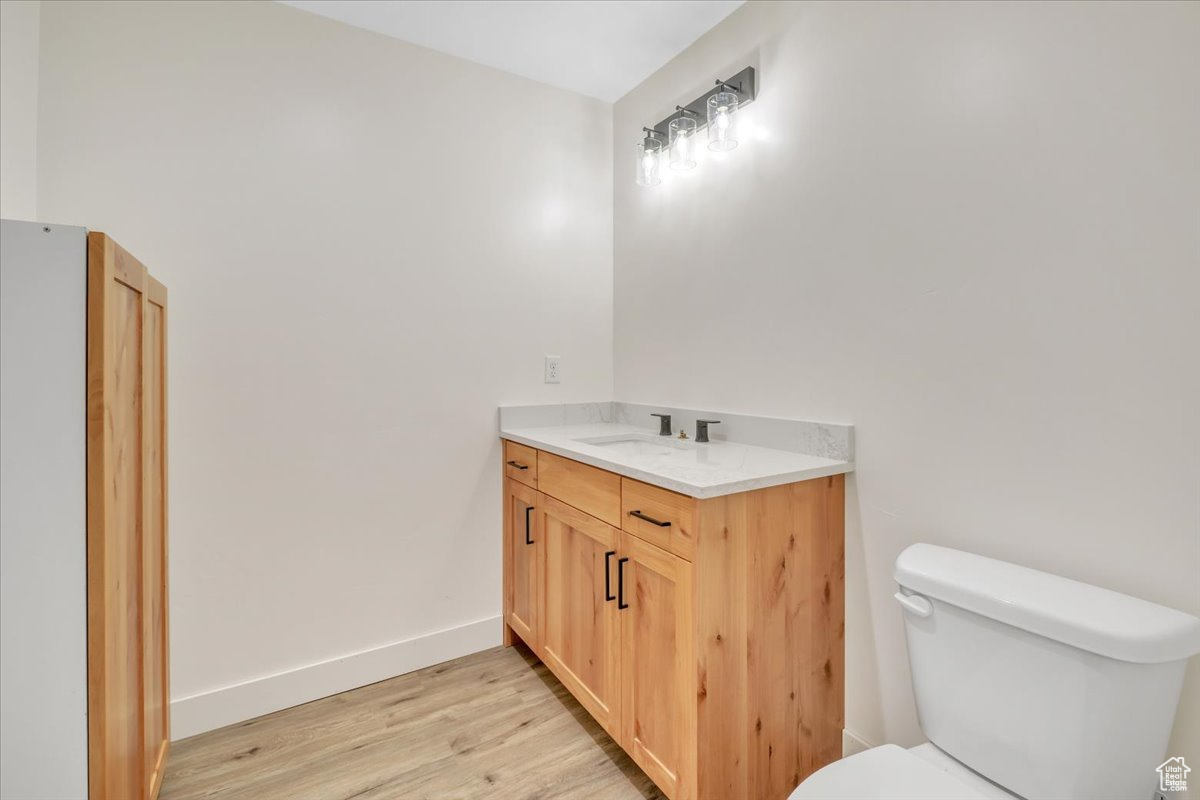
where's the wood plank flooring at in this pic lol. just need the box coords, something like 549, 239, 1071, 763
161, 643, 664, 800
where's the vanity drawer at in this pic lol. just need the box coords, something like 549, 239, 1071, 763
621, 478, 696, 561
537, 451, 621, 527
504, 440, 539, 488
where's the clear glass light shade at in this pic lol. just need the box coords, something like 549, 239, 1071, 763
707, 91, 740, 152
635, 138, 663, 186
669, 116, 698, 170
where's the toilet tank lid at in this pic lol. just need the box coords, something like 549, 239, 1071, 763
895, 544, 1200, 664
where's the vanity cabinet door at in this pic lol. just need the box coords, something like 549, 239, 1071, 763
540, 495, 623, 739
619, 531, 695, 800
504, 478, 541, 652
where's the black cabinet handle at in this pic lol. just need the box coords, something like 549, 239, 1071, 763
617, 557, 630, 609
524, 506, 534, 545
628, 509, 671, 527
604, 551, 616, 601
507, 460, 529, 470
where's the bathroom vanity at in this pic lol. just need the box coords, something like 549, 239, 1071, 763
500, 404, 853, 800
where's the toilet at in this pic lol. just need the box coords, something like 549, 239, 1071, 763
792, 543, 1200, 800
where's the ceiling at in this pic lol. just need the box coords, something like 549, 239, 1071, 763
277, 1, 745, 102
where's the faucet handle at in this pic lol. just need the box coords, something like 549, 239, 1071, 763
650, 413, 672, 436
695, 419, 721, 443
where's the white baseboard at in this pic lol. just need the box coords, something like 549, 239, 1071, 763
842, 728, 875, 757
170, 615, 503, 740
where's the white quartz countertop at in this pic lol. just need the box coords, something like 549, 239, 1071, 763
500, 422, 853, 499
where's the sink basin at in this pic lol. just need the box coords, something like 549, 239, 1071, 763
572, 434, 684, 459
570, 433, 741, 473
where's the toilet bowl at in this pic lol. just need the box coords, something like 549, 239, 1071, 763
791, 544, 1200, 800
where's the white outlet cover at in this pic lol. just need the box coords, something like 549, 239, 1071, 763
544, 355, 561, 384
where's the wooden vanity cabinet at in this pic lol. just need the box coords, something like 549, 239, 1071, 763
504, 440, 539, 487
539, 496, 623, 738
619, 529, 695, 798
502, 478, 541, 653
501, 441, 845, 800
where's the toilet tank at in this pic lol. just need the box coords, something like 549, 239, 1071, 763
895, 544, 1200, 800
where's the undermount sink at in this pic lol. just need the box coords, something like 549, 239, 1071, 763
572, 434, 684, 458
570, 433, 739, 472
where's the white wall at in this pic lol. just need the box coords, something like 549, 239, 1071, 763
0, 0, 40, 219
35, 0, 612, 737
614, 0, 1200, 769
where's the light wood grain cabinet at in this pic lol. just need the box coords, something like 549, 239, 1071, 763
503, 478, 541, 652
619, 530, 695, 798
88, 232, 171, 800
502, 441, 845, 800
504, 440, 539, 488
540, 495, 623, 739
538, 450, 621, 527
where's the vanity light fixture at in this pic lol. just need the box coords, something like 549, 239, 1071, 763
636, 128, 664, 187
635, 67, 756, 186
669, 107, 698, 170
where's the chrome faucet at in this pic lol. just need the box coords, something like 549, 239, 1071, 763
695, 419, 721, 443
650, 412, 672, 436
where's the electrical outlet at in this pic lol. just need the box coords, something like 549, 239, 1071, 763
544, 355, 561, 384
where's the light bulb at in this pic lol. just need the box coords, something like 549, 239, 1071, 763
707, 91, 739, 152
636, 139, 662, 186
668, 115, 698, 170
717, 112, 729, 144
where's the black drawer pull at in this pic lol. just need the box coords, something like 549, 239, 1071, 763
604, 551, 616, 601
524, 506, 534, 545
617, 557, 630, 610
628, 509, 670, 527
507, 460, 529, 470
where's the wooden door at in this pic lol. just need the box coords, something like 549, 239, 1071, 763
87, 233, 168, 800
142, 274, 169, 798
540, 495, 622, 739
619, 531, 695, 800
503, 478, 541, 651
